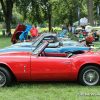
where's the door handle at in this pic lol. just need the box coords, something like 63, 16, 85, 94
62, 62, 71, 64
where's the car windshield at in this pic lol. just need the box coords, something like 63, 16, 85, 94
32, 34, 45, 47
33, 42, 48, 55
32, 33, 57, 47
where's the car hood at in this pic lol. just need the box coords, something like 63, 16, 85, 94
0, 46, 33, 53
11, 42, 32, 47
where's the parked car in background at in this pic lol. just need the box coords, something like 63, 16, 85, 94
0, 33, 91, 53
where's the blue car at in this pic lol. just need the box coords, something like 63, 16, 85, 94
0, 33, 91, 53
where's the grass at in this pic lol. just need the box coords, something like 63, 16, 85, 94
0, 36, 100, 100
0, 82, 100, 100
0, 36, 11, 48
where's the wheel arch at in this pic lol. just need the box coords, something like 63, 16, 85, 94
78, 63, 100, 80
0, 63, 16, 81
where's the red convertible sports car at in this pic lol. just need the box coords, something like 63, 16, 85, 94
0, 41, 100, 87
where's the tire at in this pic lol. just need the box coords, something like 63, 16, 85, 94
0, 67, 12, 87
79, 65, 100, 86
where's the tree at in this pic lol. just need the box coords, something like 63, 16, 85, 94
40, 0, 53, 31
16, 0, 43, 24
94, 0, 100, 25
51, 0, 87, 26
16, 0, 54, 31
87, 0, 94, 25
0, 0, 15, 35
0, 5, 4, 22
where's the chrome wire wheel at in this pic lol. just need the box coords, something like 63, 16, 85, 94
83, 69, 99, 86
0, 71, 6, 87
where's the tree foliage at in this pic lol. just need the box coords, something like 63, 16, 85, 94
0, 0, 100, 33
0, 0, 16, 35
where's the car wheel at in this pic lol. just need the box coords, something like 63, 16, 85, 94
79, 65, 100, 86
0, 67, 12, 87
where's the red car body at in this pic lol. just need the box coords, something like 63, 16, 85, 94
0, 42, 100, 86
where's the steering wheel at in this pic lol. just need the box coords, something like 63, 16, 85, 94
66, 52, 73, 58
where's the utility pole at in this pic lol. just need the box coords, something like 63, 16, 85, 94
87, 0, 94, 26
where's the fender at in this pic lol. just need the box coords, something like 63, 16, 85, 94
0, 62, 16, 79
0, 62, 13, 72
70, 56, 100, 80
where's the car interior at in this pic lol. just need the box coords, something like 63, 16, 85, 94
40, 50, 85, 58
33, 41, 85, 58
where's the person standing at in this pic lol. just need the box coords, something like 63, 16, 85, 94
85, 24, 92, 33
79, 30, 84, 42
30, 25, 39, 38
57, 24, 68, 37
85, 32, 94, 47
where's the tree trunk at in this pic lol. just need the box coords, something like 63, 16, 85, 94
5, 15, 11, 35
35, 4, 42, 24
87, 0, 94, 25
47, 4, 52, 32
0, 0, 13, 36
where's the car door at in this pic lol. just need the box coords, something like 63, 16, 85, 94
31, 56, 72, 80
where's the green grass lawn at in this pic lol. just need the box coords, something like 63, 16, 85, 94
0, 36, 100, 100
1, 82, 100, 100
0, 36, 11, 48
